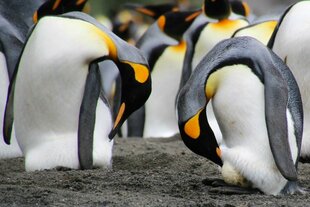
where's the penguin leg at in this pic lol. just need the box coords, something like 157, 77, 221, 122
78, 61, 101, 170
281, 181, 307, 195
202, 178, 261, 195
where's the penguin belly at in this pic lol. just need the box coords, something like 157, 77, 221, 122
271, 2, 310, 159
192, 20, 248, 70
14, 17, 113, 171
0, 53, 22, 158
208, 65, 297, 195
143, 45, 184, 138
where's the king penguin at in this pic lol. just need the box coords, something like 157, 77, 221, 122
177, 36, 303, 195
3, 12, 151, 171
123, 10, 201, 138
0, 0, 89, 159
268, 1, 310, 163
180, 0, 249, 146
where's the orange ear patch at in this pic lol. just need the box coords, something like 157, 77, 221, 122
184, 109, 203, 139
33, 11, 38, 24
157, 15, 166, 31
136, 8, 156, 17
113, 103, 125, 129
216, 147, 222, 158
242, 2, 251, 17
122, 61, 149, 83
76, 0, 86, 6
52, 0, 62, 10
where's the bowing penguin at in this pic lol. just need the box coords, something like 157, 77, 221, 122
0, 0, 89, 159
179, 0, 249, 145
177, 36, 303, 195
123, 10, 201, 137
268, 1, 310, 163
3, 12, 151, 171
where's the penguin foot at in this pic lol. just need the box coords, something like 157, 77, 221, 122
202, 177, 261, 195
55, 166, 73, 171
281, 181, 308, 195
202, 177, 227, 187
208, 186, 261, 195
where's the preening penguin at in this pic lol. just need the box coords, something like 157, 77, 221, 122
268, 1, 310, 163
3, 12, 151, 171
125, 10, 201, 138
177, 36, 303, 195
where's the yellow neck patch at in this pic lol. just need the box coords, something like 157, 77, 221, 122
91, 27, 118, 60
122, 61, 149, 83
184, 109, 203, 139
113, 102, 125, 129
171, 40, 187, 53
211, 19, 248, 30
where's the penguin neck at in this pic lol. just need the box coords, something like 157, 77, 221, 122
171, 39, 187, 53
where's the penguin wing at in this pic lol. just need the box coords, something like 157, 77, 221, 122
78, 61, 102, 169
262, 52, 298, 181
61, 12, 152, 139
3, 25, 37, 145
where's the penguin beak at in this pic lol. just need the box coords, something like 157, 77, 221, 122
123, 3, 156, 17
108, 60, 151, 139
185, 9, 202, 22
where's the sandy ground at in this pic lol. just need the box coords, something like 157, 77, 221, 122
0, 135, 310, 207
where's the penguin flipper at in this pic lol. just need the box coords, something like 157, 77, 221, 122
3, 72, 15, 145
264, 54, 298, 181
78, 61, 101, 170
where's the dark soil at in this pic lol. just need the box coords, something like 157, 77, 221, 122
0, 135, 310, 207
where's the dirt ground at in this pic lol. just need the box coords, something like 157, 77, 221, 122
0, 135, 310, 207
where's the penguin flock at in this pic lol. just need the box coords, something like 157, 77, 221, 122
1, 0, 310, 196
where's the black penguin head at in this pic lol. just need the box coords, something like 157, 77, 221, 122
33, 0, 87, 23
112, 20, 134, 42
157, 10, 202, 41
203, 0, 231, 20
230, 0, 250, 17
124, 3, 179, 20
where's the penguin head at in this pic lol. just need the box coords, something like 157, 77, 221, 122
157, 9, 202, 41
33, 0, 87, 23
109, 59, 151, 139
203, 0, 231, 20
230, 0, 250, 17
124, 3, 179, 20
112, 20, 135, 43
